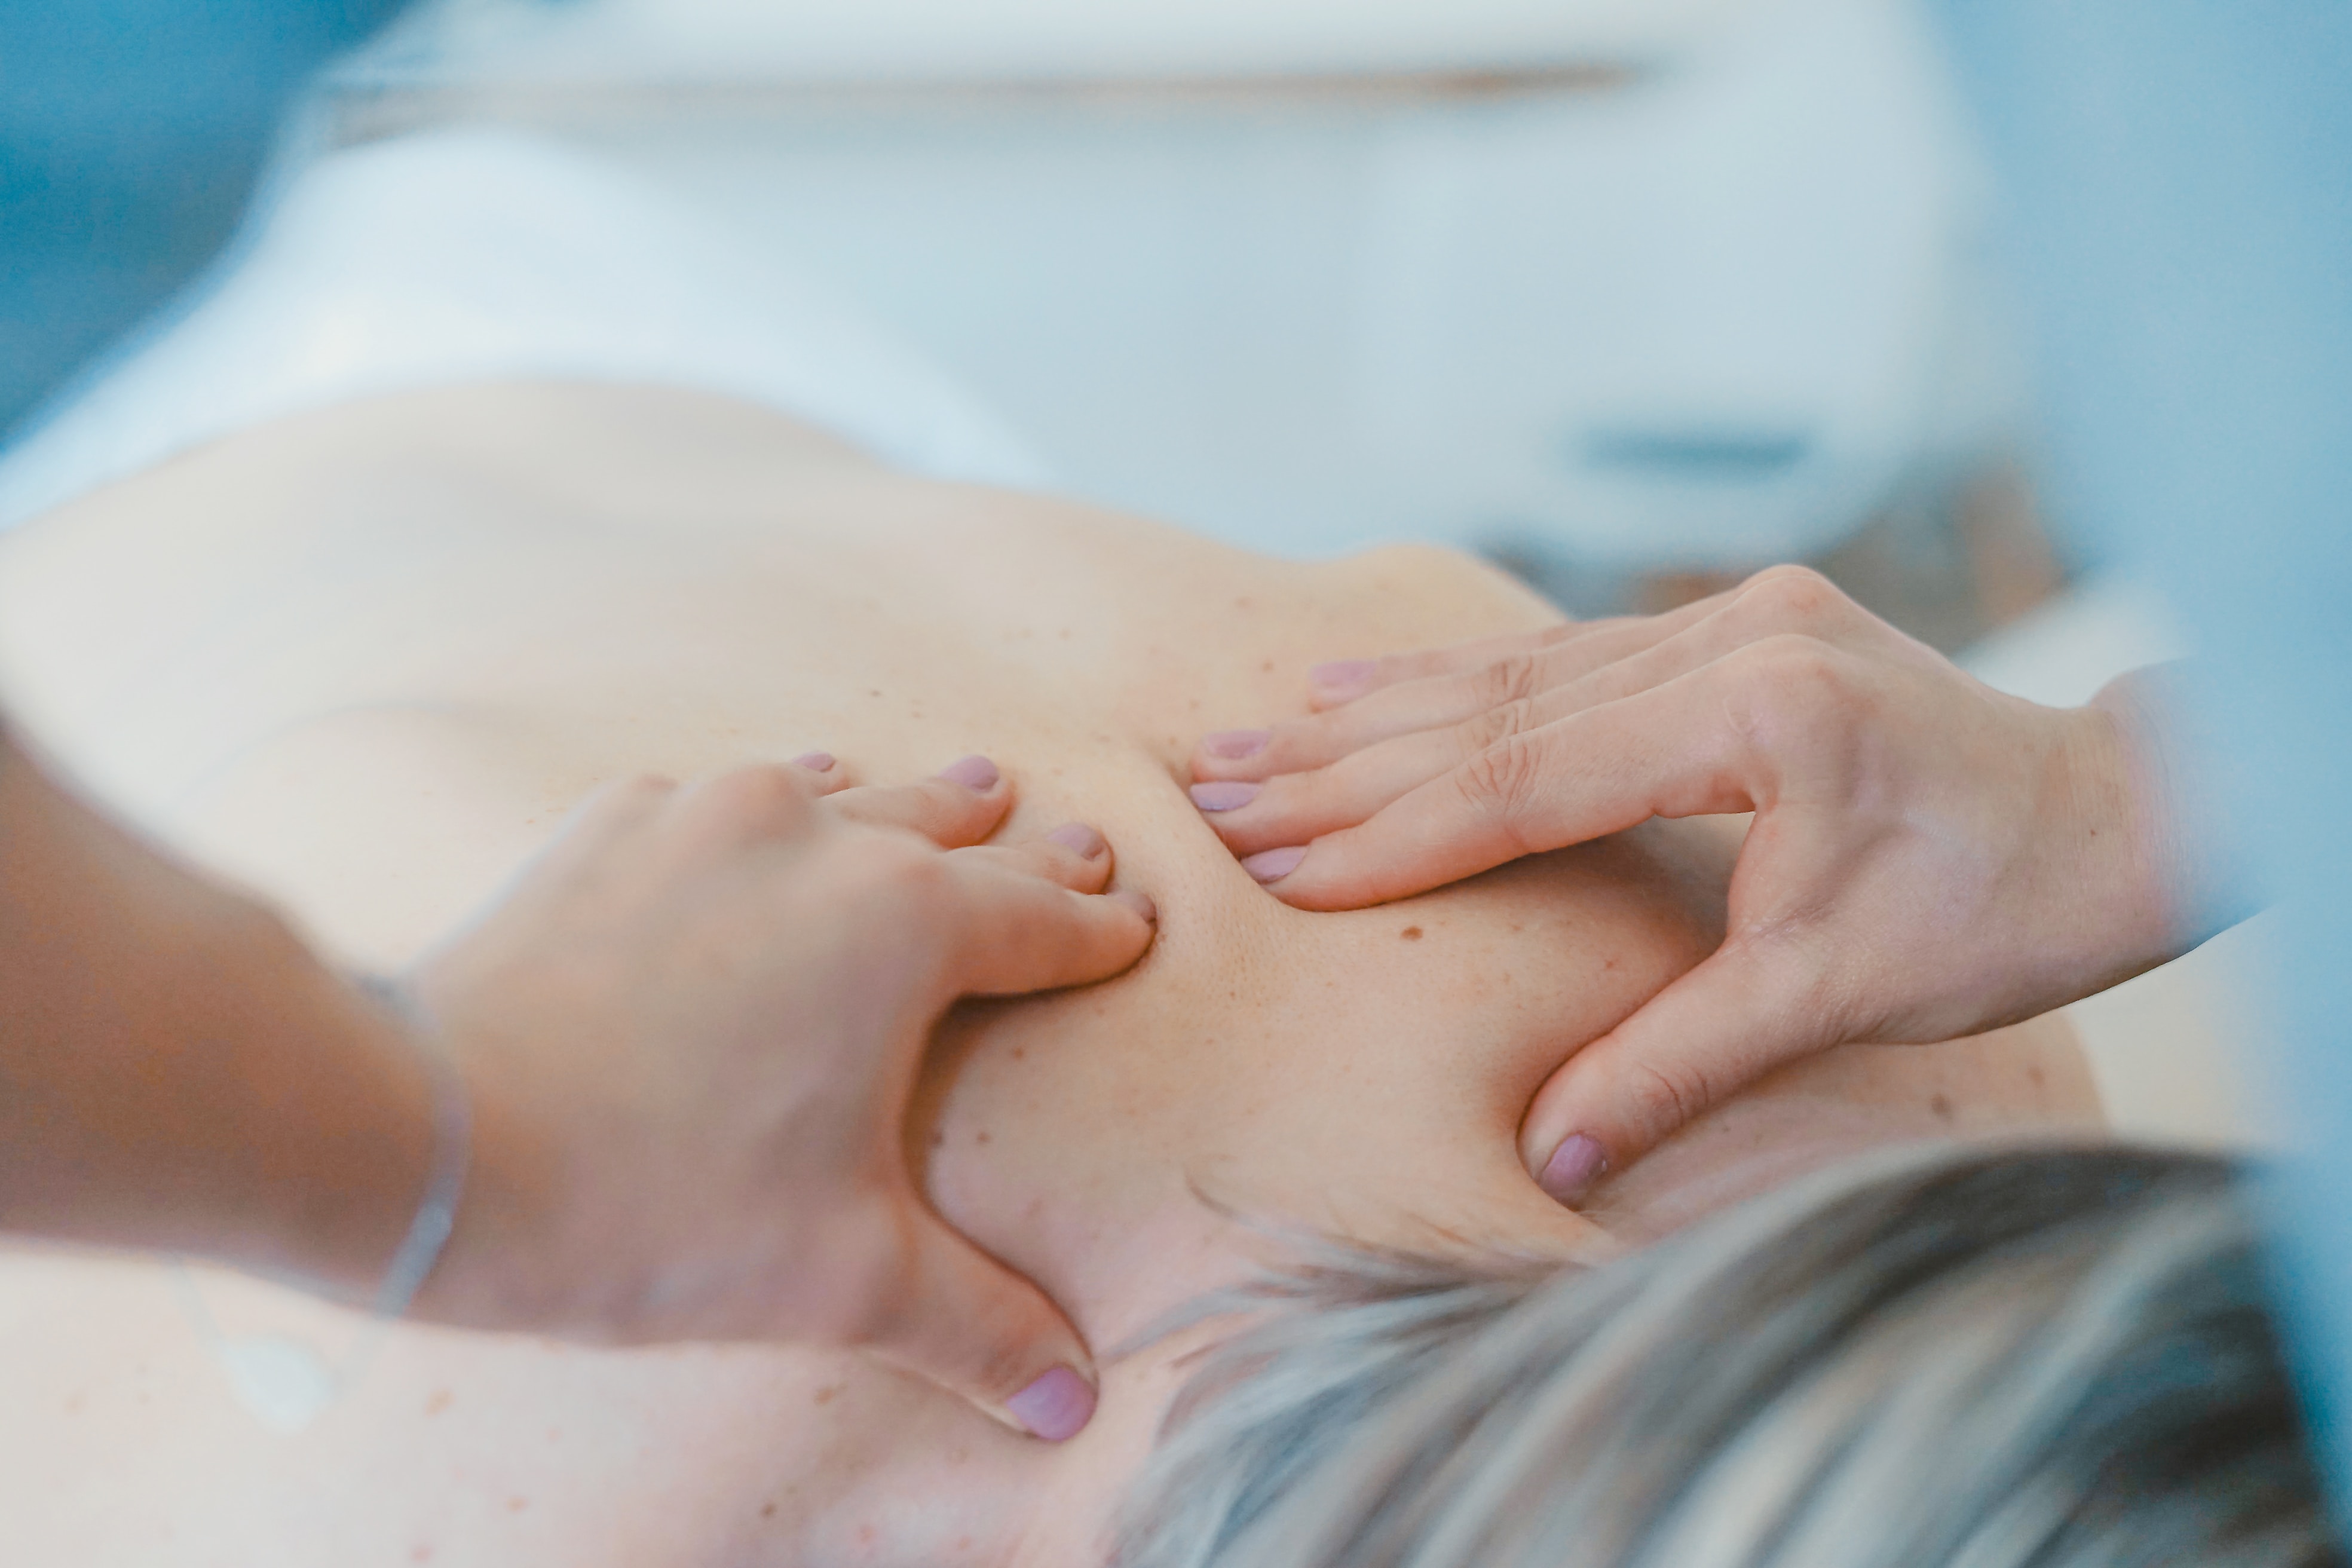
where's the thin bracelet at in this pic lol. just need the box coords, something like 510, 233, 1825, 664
351, 974, 473, 1324
177, 973, 472, 1433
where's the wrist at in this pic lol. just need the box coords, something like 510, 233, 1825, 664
2044, 696, 2182, 990
234, 942, 443, 1297
2089, 664, 2247, 954
395, 999, 571, 1335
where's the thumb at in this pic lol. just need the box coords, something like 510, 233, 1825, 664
860, 1205, 1101, 1443
1518, 941, 1836, 1205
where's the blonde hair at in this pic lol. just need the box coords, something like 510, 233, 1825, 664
1116, 1145, 2338, 1568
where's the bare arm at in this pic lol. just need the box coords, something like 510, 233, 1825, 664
0, 721, 436, 1292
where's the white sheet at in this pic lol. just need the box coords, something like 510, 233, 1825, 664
0, 127, 1048, 532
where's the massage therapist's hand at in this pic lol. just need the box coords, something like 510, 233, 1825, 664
1189, 566, 2189, 1202
405, 754, 1154, 1439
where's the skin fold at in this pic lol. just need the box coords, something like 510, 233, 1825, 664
0, 383, 2102, 1567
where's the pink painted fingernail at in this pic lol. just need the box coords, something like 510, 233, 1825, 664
1309, 659, 1377, 700
1007, 1365, 1095, 1442
1203, 728, 1270, 760
1189, 781, 1260, 813
1113, 889, 1158, 924
1242, 846, 1307, 883
1046, 822, 1107, 858
792, 751, 836, 772
936, 755, 1000, 791
1538, 1134, 1609, 1205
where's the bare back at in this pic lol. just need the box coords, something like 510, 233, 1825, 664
0, 384, 2100, 1566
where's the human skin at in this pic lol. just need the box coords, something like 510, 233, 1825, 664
1183, 571, 2201, 1198
0, 383, 2100, 1566
0, 719, 1156, 1437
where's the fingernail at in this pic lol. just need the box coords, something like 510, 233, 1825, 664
1309, 659, 1377, 700
1007, 1365, 1095, 1442
1189, 781, 1260, 813
1046, 822, 1107, 858
1113, 889, 1158, 924
1203, 728, 1270, 760
936, 755, 1000, 791
1242, 846, 1307, 883
792, 751, 836, 772
1537, 1134, 1609, 1205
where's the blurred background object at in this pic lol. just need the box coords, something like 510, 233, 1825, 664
320, 0, 2053, 644
1928, 1, 2352, 1490
0, 0, 409, 442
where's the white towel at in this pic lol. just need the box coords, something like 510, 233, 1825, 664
0, 125, 1049, 531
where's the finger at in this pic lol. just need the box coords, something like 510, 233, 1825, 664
1221, 604, 1871, 843
1250, 673, 1760, 911
1197, 621, 1766, 851
953, 823, 1117, 894
860, 1206, 1100, 1442
1303, 623, 1584, 708
664, 762, 826, 846
1298, 581, 1779, 711
1198, 624, 1766, 855
1493, 596, 1864, 735
1298, 565, 1860, 723
940, 855, 1156, 996
1517, 938, 1836, 1203
1193, 724, 1472, 857
1192, 683, 1454, 785
789, 750, 855, 797
1194, 598, 1738, 785
822, 755, 1015, 850
1198, 665, 1545, 783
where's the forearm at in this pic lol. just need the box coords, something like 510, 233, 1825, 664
0, 723, 434, 1296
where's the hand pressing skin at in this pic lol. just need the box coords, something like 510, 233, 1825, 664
1187, 566, 2193, 1205
407, 752, 1156, 1441
0, 728, 1149, 1441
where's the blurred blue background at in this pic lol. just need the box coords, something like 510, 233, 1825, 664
1931, 0, 2352, 1496
1, 0, 405, 433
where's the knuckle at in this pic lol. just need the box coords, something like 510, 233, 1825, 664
699, 765, 813, 835
898, 856, 969, 933
1471, 651, 1545, 709
1456, 694, 1540, 752
807, 830, 956, 928
968, 1334, 1043, 1401
1625, 1057, 1714, 1139
1721, 635, 1861, 750
1736, 564, 1850, 630
1740, 632, 1846, 690
862, 836, 955, 901
1451, 734, 1552, 850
